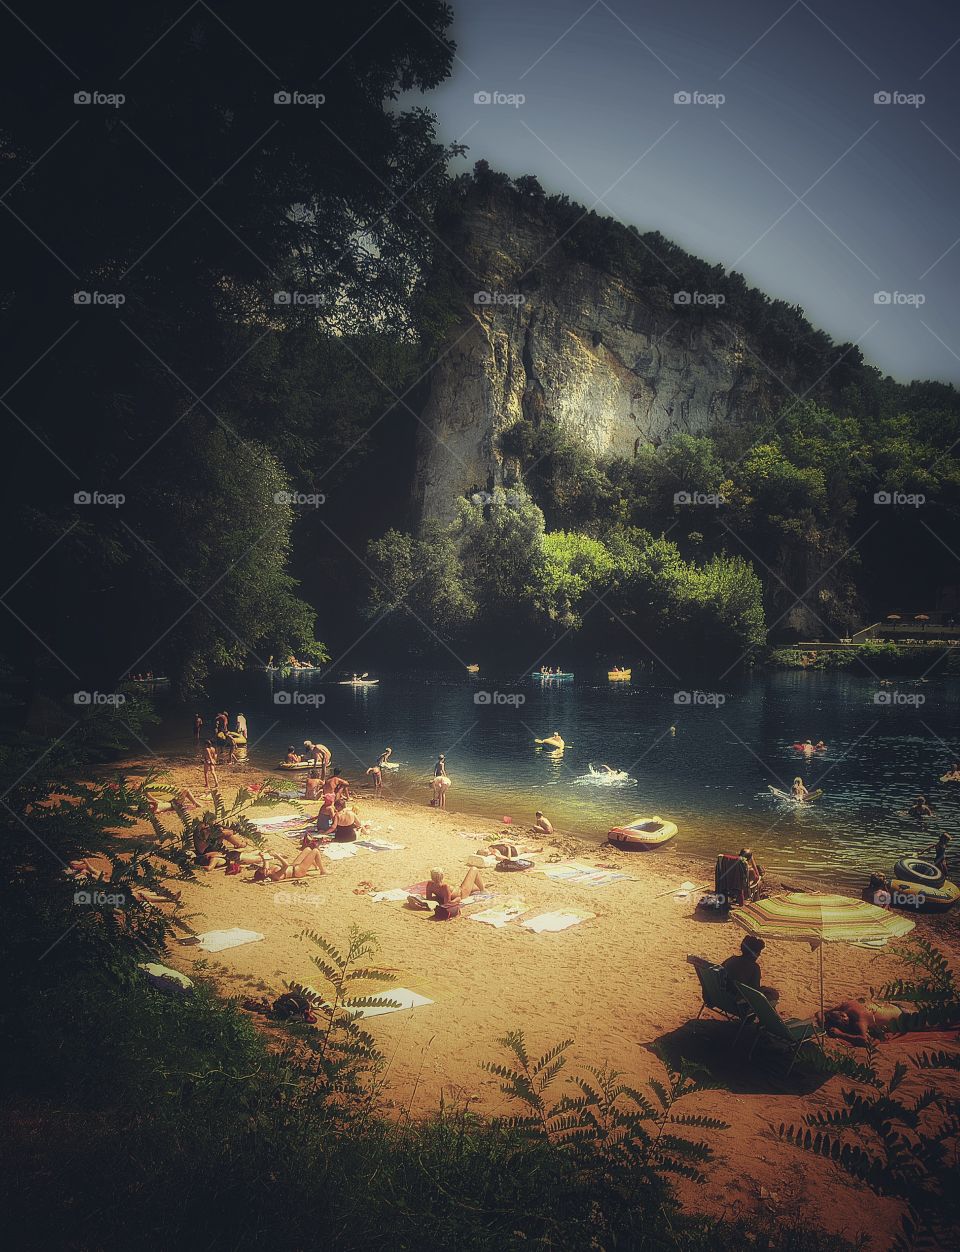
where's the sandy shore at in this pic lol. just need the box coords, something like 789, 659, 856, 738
99, 754, 960, 1247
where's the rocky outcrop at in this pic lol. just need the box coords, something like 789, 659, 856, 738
414, 189, 796, 524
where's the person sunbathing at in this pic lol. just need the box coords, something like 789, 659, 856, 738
252, 842, 327, 882
818, 999, 910, 1045
425, 865, 486, 917
332, 801, 362, 842
192, 821, 250, 869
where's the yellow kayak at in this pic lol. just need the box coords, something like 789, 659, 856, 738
608, 668, 631, 681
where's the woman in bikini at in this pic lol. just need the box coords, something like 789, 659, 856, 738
202, 740, 219, 791
424, 866, 486, 918
253, 841, 328, 882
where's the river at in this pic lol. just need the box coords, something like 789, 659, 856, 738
149, 667, 959, 889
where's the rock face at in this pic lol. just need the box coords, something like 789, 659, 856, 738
414, 189, 794, 525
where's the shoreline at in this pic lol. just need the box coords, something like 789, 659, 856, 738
86, 751, 960, 1247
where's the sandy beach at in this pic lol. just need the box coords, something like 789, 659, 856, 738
101, 754, 960, 1248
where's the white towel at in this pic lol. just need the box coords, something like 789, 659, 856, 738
195, 928, 265, 952
522, 911, 595, 933
348, 987, 433, 1018
322, 844, 359, 860
369, 888, 411, 902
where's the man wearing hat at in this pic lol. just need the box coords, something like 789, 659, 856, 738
722, 936, 780, 1004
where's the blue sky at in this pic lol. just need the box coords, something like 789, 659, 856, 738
408, 0, 960, 384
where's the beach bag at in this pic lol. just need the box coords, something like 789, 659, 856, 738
272, 992, 317, 1023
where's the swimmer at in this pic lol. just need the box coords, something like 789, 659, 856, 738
908, 795, 936, 821
535, 731, 565, 750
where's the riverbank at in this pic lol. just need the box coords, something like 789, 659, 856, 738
93, 751, 960, 1248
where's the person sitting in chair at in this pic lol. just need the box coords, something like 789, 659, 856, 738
722, 936, 779, 1004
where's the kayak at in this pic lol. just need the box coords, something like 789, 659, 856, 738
769, 786, 823, 804
339, 679, 380, 686
609, 816, 677, 849
888, 877, 960, 912
608, 669, 631, 681
381, 761, 400, 771
531, 671, 574, 680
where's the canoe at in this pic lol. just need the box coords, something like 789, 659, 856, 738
609, 816, 677, 849
339, 679, 380, 686
531, 671, 574, 680
608, 669, 631, 681
888, 877, 960, 912
277, 761, 315, 770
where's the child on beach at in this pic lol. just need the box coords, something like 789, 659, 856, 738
366, 764, 383, 797
202, 740, 219, 791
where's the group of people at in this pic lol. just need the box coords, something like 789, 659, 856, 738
195, 710, 248, 789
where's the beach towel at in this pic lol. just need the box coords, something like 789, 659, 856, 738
195, 928, 265, 953
323, 844, 359, 861
469, 899, 526, 928
138, 962, 194, 995
522, 910, 595, 933
250, 815, 313, 833
345, 987, 434, 1019
355, 838, 406, 852
369, 888, 412, 902
539, 862, 632, 888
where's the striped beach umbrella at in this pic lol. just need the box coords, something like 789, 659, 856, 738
731, 892, 915, 1020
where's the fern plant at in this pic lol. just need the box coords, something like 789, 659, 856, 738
483, 1029, 727, 1240
288, 926, 401, 1109
780, 938, 960, 1250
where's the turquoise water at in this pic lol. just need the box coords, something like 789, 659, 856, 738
153, 668, 960, 888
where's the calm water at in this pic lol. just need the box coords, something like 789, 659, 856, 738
152, 668, 960, 888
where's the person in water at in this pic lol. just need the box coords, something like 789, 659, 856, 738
537, 731, 565, 749
593, 763, 616, 776
235, 713, 248, 739
434, 753, 446, 777
791, 777, 809, 801
366, 764, 383, 798
377, 747, 393, 768
919, 830, 952, 875
431, 772, 451, 809
533, 811, 553, 835
909, 795, 936, 820
814, 740, 827, 751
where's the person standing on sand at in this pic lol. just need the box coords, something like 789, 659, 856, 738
202, 740, 219, 792
236, 713, 248, 739
434, 753, 446, 777
193, 713, 203, 744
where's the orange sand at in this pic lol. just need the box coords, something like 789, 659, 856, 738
102, 756, 960, 1248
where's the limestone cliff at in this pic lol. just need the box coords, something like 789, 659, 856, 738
414, 187, 799, 525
